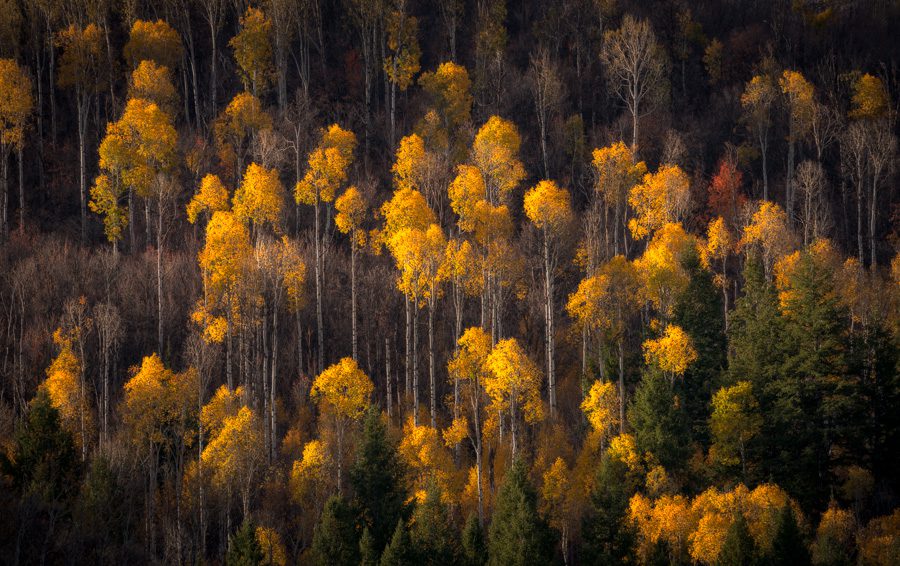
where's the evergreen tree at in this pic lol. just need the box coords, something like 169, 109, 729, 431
311, 495, 359, 566
461, 513, 487, 566
717, 513, 756, 566
674, 251, 726, 441
582, 454, 637, 564
410, 481, 458, 565
769, 505, 810, 566
1, 390, 80, 502
226, 520, 263, 566
628, 369, 691, 471
381, 519, 415, 566
350, 406, 409, 553
360, 527, 379, 566
487, 459, 556, 566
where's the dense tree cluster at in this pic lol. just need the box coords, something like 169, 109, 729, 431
1, 0, 899, 564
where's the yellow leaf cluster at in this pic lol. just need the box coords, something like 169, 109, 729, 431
857, 509, 900, 566
774, 238, 840, 315
524, 180, 573, 233
444, 239, 483, 297
123, 354, 198, 447
591, 141, 647, 206
40, 328, 92, 448
295, 124, 357, 205
230, 7, 273, 93
740, 74, 777, 121
0, 59, 33, 150
201, 384, 245, 437
311, 357, 373, 420
399, 416, 455, 500
608, 433, 641, 472
392, 133, 427, 192
383, 11, 421, 91
419, 61, 473, 132
187, 174, 230, 224
643, 324, 697, 377
485, 338, 544, 424
628, 164, 691, 240
849, 73, 889, 120
780, 70, 816, 137
634, 222, 697, 318
256, 526, 287, 566
740, 200, 796, 270
289, 439, 329, 501
201, 405, 264, 492
471, 116, 526, 204
214, 92, 272, 170
811, 505, 855, 565
582, 381, 619, 435
709, 381, 761, 467
56, 24, 104, 91
701, 216, 733, 270
123, 19, 183, 70
448, 164, 513, 248
335, 186, 367, 245
442, 415, 469, 447
129, 60, 177, 115
233, 162, 285, 231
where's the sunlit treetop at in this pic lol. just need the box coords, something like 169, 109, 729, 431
484, 337, 544, 424
634, 222, 698, 317
774, 238, 841, 315
310, 357, 374, 421
740, 74, 777, 118
232, 162, 285, 233
128, 60, 177, 115
230, 7, 273, 93
198, 210, 252, 299
379, 187, 437, 248
123, 353, 198, 447
523, 180, 574, 233
628, 165, 691, 240
123, 19, 183, 70
201, 384, 246, 437
471, 116, 527, 204
419, 61, 473, 132
187, 174, 230, 224
591, 141, 647, 205
56, 23, 104, 92
739, 201, 797, 276
582, 380, 620, 435
295, 124, 357, 206
701, 216, 733, 270
335, 186, 368, 247
643, 324, 697, 378
392, 133, 427, 193
0, 59, 33, 150
849, 72, 890, 120
383, 10, 421, 91
779, 69, 816, 136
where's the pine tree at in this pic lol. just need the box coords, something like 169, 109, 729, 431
628, 369, 690, 471
381, 519, 415, 566
410, 482, 458, 565
717, 513, 756, 566
311, 495, 360, 566
461, 513, 487, 566
350, 407, 409, 554
487, 459, 555, 566
582, 454, 636, 564
769, 505, 810, 566
360, 527, 379, 566
226, 520, 263, 566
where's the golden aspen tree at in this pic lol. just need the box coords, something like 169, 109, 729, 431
290, 439, 333, 508
201, 404, 265, 520
187, 173, 230, 225
779, 70, 815, 217
634, 222, 697, 319
0, 58, 32, 237
849, 73, 889, 121
444, 238, 482, 371
128, 60, 177, 116
383, 4, 421, 146
56, 23, 103, 241
256, 525, 287, 566
591, 141, 647, 256
541, 457, 578, 560
447, 326, 491, 523
628, 164, 691, 241
310, 357, 373, 488
399, 416, 456, 502
230, 7, 273, 95
485, 337, 544, 459
41, 327, 93, 458
741, 74, 777, 200
628, 493, 695, 564
335, 186, 368, 361
856, 510, 900, 565
709, 381, 761, 475
567, 255, 640, 432
582, 380, 620, 442
296, 124, 356, 372
739, 200, 797, 281
811, 505, 855, 565
688, 485, 749, 565
193, 210, 252, 388
471, 116, 526, 206
232, 162, 285, 236
524, 180, 573, 416
214, 92, 273, 182
600, 15, 667, 156
418, 61, 473, 159
123, 19, 183, 70
643, 324, 697, 385
391, 133, 447, 220
701, 217, 734, 330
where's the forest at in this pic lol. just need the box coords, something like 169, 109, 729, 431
0, 0, 899, 564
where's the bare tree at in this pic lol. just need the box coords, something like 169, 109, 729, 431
600, 15, 667, 157
794, 160, 830, 245
841, 122, 868, 264
528, 47, 564, 178
866, 122, 897, 267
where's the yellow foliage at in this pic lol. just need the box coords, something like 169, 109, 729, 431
196, 211, 252, 339
392, 133, 428, 192
688, 485, 750, 565
444, 238, 483, 297
774, 238, 840, 315
485, 338, 544, 424
591, 141, 647, 206
0, 59, 33, 151
701, 216, 733, 271
608, 433, 641, 472
56, 24, 104, 92
201, 405, 265, 493
123, 353, 198, 448
232, 162, 285, 231
123, 19, 183, 70
709, 381, 761, 468
230, 7, 273, 93
541, 457, 574, 536
187, 174, 230, 224
811, 505, 855, 565
201, 384, 245, 437
383, 10, 420, 91
256, 526, 287, 566
524, 180, 574, 233
628, 164, 691, 240
780, 69, 816, 139
335, 186, 367, 247
741, 74, 777, 118
311, 357, 373, 420
643, 324, 697, 378
41, 328, 92, 449
634, 223, 697, 318
290, 439, 330, 502
418, 61, 472, 156
295, 124, 357, 206
628, 493, 695, 562
214, 92, 272, 171
849, 73, 889, 121
857, 509, 900, 566
388, 223, 447, 305
399, 416, 455, 501
740, 200, 796, 274
443, 415, 469, 447
581, 381, 619, 436
128, 60, 177, 115
472, 116, 527, 204
88, 175, 128, 243
745, 483, 798, 553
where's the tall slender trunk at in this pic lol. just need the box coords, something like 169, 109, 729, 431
618, 338, 625, 434
405, 296, 411, 396
78, 95, 88, 243
760, 131, 769, 200
271, 304, 278, 459
1, 148, 8, 238
856, 179, 864, 265
351, 240, 358, 361
17, 146, 24, 233
314, 195, 324, 372
413, 297, 419, 425
543, 231, 556, 416
386, 337, 392, 417
428, 297, 436, 428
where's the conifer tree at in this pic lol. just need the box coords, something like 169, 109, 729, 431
769, 505, 810, 566
487, 459, 555, 566
462, 513, 487, 566
311, 495, 359, 566
410, 482, 458, 565
227, 520, 264, 566
381, 519, 415, 566
717, 513, 756, 566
